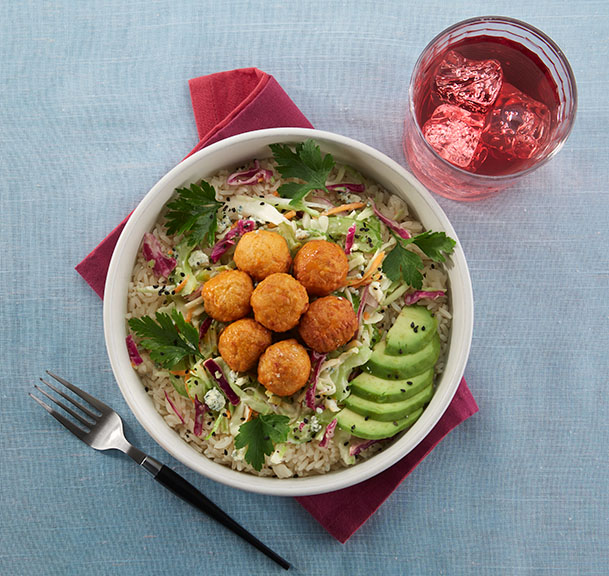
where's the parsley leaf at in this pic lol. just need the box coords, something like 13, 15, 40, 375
382, 231, 456, 289
411, 231, 456, 262
383, 242, 425, 289
269, 139, 335, 206
234, 413, 290, 471
164, 181, 222, 247
127, 309, 202, 369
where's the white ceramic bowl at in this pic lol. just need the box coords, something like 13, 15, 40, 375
104, 128, 473, 496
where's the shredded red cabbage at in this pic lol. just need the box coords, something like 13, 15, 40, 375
356, 285, 370, 325
126, 335, 143, 366
371, 203, 412, 240
404, 290, 446, 306
193, 396, 208, 436
344, 223, 356, 255
141, 232, 177, 277
319, 418, 337, 448
349, 438, 379, 456
198, 316, 212, 340
203, 358, 240, 405
227, 160, 273, 186
305, 351, 327, 410
209, 219, 256, 263
298, 421, 306, 431
164, 390, 185, 424
309, 195, 335, 207
326, 183, 366, 193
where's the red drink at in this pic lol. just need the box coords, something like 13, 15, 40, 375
403, 17, 576, 200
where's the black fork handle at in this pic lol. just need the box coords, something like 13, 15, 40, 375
149, 462, 290, 570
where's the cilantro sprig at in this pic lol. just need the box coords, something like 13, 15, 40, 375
383, 231, 456, 289
269, 139, 335, 207
127, 309, 203, 369
164, 181, 222, 247
234, 414, 290, 471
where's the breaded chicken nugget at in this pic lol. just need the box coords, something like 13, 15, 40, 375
218, 318, 272, 372
298, 295, 357, 353
234, 230, 292, 281
257, 339, 311, 396
201, 269, 253, 322
293, 239, 348, 296
250, 273, 309, 332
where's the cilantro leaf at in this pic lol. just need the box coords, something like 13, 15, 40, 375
411, 231, 456, 262
383, 242, 425, 289
234, 413, 290, 471
269, 139, 335, 206
127, 309, 202, 369
164, 181, 222, 247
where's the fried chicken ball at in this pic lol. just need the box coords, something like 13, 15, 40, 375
233, 230, 292, 281
218, 318, 272, 372
293, 239, 349, 296
201, 269, 253, 322
298, 295, 358, 353
257, 339, 311, 396
250, 273, 309, 332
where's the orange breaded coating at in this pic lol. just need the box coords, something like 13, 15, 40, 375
257, 339, 311, 396
218, 318, 272, 372
293, 239, 348, 296
201, 269, 253, 322
298, 295, 358, 353
250, 273, 309, 332
233, 230, 292, 281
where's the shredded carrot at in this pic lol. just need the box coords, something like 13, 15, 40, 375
169, 369, 189, 376
284, 210, 296, 220
272, 190, 280, 197
347, 251, 386, 288
321, 202, 366, 217
185, 309, 193, 323
363, 311, 370, 321
174, 275, 190, 294
224, 408, 231, 419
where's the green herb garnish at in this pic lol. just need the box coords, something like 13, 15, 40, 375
383, 231, 456, 289
234, 413, 290, 471
269, 139, 335, 207
127, 310, 203, 369
164, 181, 222, 247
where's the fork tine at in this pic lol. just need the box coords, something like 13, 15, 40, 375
29, 393, 88, 440
36, 382, 95, 428
39, 378, 99, 421
46, 371, 110, 413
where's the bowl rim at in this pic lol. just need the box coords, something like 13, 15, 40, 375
103, 127, 474, 496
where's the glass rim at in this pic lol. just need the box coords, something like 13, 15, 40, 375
408, 15, 578, 182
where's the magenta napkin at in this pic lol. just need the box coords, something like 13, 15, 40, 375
76, 67, 478, 543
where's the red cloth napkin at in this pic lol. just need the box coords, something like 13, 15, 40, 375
76, 67, 478, 543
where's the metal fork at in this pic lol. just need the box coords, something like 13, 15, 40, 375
30, 371, 290, 570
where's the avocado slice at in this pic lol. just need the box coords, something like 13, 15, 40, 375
345, 384, 433, 421
365, 333, 441, 380
385, 305, 437, 355
336, 407, 424, 440
349, 368, 433, 403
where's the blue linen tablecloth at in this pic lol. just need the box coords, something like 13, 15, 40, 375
1, 1, 607, 574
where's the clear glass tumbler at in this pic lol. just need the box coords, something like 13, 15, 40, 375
403, 16, 577, 201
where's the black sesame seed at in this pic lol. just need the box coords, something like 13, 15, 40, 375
413, 326, 419, 333
240, 417, 245, 421
144, 387, 149, 392
264, 436, 270, 441
393, 421, 398, 426
351, 425, 356, 430
223, 449, 228, 455
421, 326, 426, 331
410, 322, 415, 328
152, 285, 158, 289
407, 381, 413, 386
260, 202, 265, 206
303, 418, 308, 424
400, 388, 406, 393
211, 432, 216, 436
180, 272, 185, 277
344, 442, 349, 446
364, 416, 369, 421
294, 474, 299, 478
